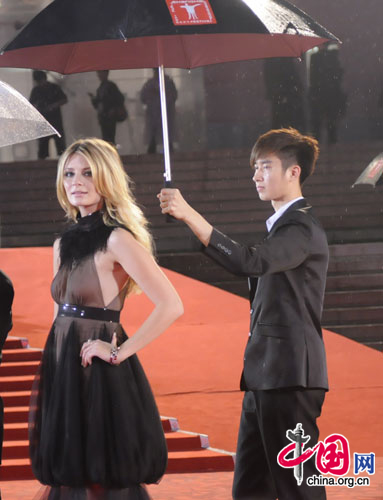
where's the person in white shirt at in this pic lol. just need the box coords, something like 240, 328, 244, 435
158, 128, 329, 500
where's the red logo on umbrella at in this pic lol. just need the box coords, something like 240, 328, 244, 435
166, 0, 217, 25
367, 159, 383, 179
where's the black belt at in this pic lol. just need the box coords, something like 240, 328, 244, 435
58, 303, 120, 323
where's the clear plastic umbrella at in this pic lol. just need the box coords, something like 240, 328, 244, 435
353, 152, 383, 187
0, 80, 59, 148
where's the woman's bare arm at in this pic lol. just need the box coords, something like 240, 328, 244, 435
80, 228, 183, 366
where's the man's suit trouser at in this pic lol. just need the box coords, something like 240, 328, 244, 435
232, 388, 326, 500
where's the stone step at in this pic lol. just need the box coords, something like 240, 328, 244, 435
0, 209, 64, 225
153, 227, 383, 253
325, 228, 383, 245
3, 406, 30, 424
0, 376, 35, 393
0, 459, 35, 481
1, 441, 30, 460
166, 449, 235, 473
326, 273, 383, 291
0, 168, 356, 192
323, 324, 383, 350
158, 246, 383, 351
0, 361, 40, 377
0, 190, 381, 216
322, 306, 383, 327
159, 250, 383, 290
1, 221, 62, 236
328, 255, 383, 274
3, 422, 29, 442
166, 432, 209, 452
0, 391, 31, 408
324, 289, 383, 308
4, 210, 382, 244
329, 242, 383, 256
0, 149, 375, 171
2, 349, 42, 363
0, 234, 55, 248
0, 336, 235, 478
3, 337, 30, 350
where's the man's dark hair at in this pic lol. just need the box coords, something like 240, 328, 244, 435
32, 70, 47, 83
250, 128, 319, 185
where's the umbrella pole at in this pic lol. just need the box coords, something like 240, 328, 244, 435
158, 65, 172, 186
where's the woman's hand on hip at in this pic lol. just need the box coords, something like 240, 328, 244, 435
80, 332, 119, 367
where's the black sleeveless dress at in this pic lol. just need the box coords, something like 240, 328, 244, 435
29, 212, 167, 500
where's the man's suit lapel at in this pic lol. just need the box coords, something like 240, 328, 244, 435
267, 198, 311, 236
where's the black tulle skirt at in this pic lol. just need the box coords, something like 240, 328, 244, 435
29, 318, 167, 500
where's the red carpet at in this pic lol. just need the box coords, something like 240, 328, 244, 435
0, 247, 382, 499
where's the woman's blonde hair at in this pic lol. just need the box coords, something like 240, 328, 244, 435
57, 138, 154, 294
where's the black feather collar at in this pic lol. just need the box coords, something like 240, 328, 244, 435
59, 211, 117, 268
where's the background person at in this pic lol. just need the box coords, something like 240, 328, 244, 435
309, 43, 347, 144
29, 70, 67, 159
29, 138, 183, 499
140, 69, 177, 154
158, 128, 329, 500
89, 70, 127, 145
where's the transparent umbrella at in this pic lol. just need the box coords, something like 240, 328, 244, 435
0, 80, 58, 148
353, 152, 383, 187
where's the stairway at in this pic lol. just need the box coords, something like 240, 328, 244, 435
1, 143, 382, 348
1, 143, 383, 250
323, 242, 383, 351
158, 243, 383, 351
0, 336, 234, 481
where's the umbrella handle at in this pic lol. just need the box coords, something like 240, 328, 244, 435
159, 65, 172, 183
164, 179, 176, 223
158, 65, 175, 223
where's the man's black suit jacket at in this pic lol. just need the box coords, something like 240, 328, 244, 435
203, 199, 329, 392
0, 270, 14, 359
0, 270, 14, 465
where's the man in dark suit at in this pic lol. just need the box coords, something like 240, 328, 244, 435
0, 270, 14, 474
158, 128, 329, 499
29, 70, 67, 159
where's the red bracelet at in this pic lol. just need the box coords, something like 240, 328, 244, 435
110, 346, 120, 365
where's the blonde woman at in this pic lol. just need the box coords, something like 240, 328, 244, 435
29, 138, 183, 500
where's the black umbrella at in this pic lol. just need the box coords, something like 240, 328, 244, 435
0, 0, 338, 183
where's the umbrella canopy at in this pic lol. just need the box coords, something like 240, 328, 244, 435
353, 153, 383, 187
0, 0, 338, 73
0, 80, 58, 148
0, 0, 338, 182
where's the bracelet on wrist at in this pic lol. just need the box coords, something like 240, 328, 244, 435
110, 346, 120, 365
